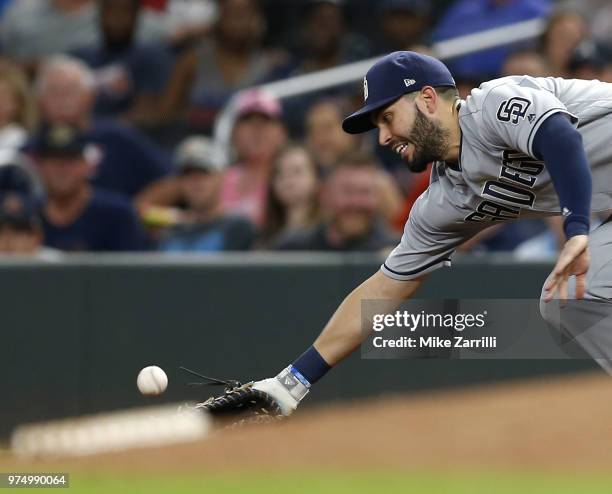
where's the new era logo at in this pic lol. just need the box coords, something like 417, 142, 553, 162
363, 77, 369, 101
404, 79, 416, 87
284, 375, 297, 387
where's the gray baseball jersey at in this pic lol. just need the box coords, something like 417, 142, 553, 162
382, 75, 612, 281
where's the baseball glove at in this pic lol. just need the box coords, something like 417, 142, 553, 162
182, 367, 284, 427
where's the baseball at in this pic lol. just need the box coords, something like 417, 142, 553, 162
137, 366, 168, 396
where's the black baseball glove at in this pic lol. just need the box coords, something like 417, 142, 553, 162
182, 368, 285, 426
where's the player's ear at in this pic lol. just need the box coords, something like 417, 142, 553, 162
419, 86, 438, 115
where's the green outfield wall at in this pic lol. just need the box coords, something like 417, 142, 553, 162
0, 253, 597, 438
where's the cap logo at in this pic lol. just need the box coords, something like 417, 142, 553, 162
50, 125, 75, 146
363, 77, 369, 101
404, 79, 416, 87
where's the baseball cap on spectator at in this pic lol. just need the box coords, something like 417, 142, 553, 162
0, 192, 40, 231
342, 51, 455, 134
29, 125, 87, 158
0, 157, 41, 201
379, 0, 431, 16
235, 89, 283, 120
0, 153, 40, 197
174, 136, 224, 174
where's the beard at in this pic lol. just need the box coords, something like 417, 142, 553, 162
404, 106, 451, 173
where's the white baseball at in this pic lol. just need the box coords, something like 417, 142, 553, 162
137, 366, 168, 396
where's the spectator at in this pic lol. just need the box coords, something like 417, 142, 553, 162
304, 98, 403, 225
73, 0, 175, 125
161, 0, 218, 49
0, 0, 99, 64
276, 152, 399, 252
32, 124, 147, 251
158, 136, 256, 252
591, 7, 612, 48
501, 49, 550, 76
0, 192, 60, 258
432, 0, 552, 80
140, 0, 167, 9
158, 0, 286, 134
0, 64, 37, 157
305, 98, 360, 171
219, 89, 288, 226
374, 0, 432, 54
254, 0, 308, 48
275, 0, 371, 134
0, 152, 41, 197
260, 144, 320, 247
0, 151, 48, 256
135, 0, 218, 40
567, 40, 612, 82
287, 1, 370, 73
36, 55, 170, 197
0, 0, 168, 65
135, 91, 286, 226
557, 0, 612, 46
538, 10, 589, 77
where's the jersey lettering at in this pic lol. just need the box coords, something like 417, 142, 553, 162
465, 200, 521, 222
483, 181, 535, 206
501, 151, 545, 175
465, 151, 544, 222
499, 151, 545, 188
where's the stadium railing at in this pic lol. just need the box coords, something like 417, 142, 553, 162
213, 18, 546, 161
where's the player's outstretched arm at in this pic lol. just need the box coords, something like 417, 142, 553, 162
252, 271, 423, 415
313, 271, 422, 365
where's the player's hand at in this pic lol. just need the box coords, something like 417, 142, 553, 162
252, 378, 299, 416
252, 367, 310, 416
543, 234, 590, 304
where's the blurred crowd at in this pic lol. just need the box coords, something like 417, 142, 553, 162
0, 0, 610, 257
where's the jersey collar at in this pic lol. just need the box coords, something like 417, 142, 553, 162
445, 100, 463, 171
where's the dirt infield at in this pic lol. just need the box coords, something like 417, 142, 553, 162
3, 372, 612, 473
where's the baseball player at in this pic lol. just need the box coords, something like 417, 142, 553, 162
205, 51, 612, 418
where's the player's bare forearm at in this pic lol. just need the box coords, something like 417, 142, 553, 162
313, 270, 423, 366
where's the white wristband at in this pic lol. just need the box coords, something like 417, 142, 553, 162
275, 365, 310, 402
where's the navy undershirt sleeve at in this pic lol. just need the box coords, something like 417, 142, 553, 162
532, 112, 592, 238
292, 346, 331, 385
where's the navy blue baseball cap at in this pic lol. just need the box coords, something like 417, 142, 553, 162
29, 124, 87, 158
342, 51, 456, 134
0, 192, 40, 230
